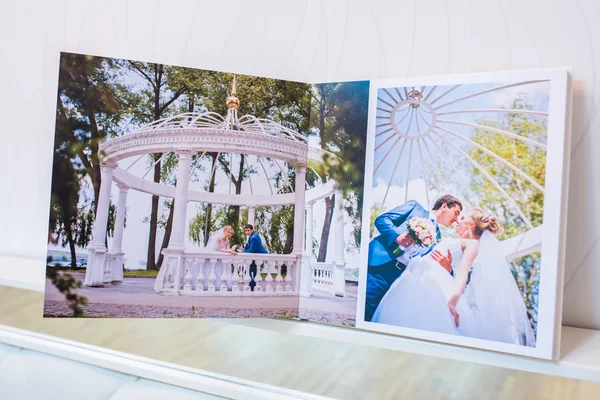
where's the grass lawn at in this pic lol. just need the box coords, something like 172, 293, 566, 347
124, 270, 158, 277
51, 268, 159, 277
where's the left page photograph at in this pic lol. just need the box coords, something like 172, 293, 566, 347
44, 51, 335, 318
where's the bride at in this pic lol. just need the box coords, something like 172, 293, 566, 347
372, 208, 536, 347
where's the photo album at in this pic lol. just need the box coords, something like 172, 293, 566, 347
45, 51, 572, 360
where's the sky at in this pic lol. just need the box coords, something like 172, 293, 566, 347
371, 80, 550, 225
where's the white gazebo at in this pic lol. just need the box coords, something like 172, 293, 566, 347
84, 79, 347, 297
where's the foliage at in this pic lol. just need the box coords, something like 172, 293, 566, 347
310, 81, 370, 256
51, 52, 126, 264
466, 94, 546, 334
48, 149, 80, 267
468, 95, 546, 238
254, 205, 295, 254
511, 253, 540, 331
46, 269, 88, 317
369, 203, 382, 238
188, 204, 212, 246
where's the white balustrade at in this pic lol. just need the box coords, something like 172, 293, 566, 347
208, 258, 217, 292
156, 252, 299, 296
196, 258, 205, 290
231, 259, 240, 292
264, 260, 273, 283
284, 261, 294, 292
310, 261, 336, 295
183, 260, 193, 292
275, 262, 283, 283
219, 260, 229, 292
103, 254, 116, 284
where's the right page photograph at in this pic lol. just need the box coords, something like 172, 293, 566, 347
356, 68, 572, 360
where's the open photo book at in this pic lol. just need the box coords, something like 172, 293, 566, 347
45, 51, 572, 360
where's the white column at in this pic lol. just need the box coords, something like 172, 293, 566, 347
164, 150, 192, 292
332, 188, 346, 297
109, 184, 128, 283
85, 162, 117, 287
292, 163, 307, 254
169, 150, 192, 249
93, 163, 117, 247
112, 184, 128, 252
305, 201, 314, 256
247, 206, 256, 227
294, 163, 311, 297
333, 189, 345, 264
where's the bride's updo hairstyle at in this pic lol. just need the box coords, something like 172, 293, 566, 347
223, 225, 234, 234
471, 208, 501, 236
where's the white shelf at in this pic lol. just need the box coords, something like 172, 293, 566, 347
221, 319, 600, 383
0, 325, 333, 400
1, 254, 599, 383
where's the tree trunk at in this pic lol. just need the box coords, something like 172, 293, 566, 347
156, 199, 175, 270
203, 153, 217, 246
317, 194, 335, 262
146, 154, 163, 270
66, 226, 78, 269
147, 65, 164, 271
81, 62, 102, 216
232, 154, 245, 227
283, 223, 294, 255
316, 92, 334, 262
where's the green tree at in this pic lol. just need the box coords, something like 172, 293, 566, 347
52, 53, 127, 263
466, 94, 546, 332
327, 81, 370, 250
309, 83, 339, 262
56, 53, 124, 213
48, 151, 80, 269
310, 81, 370, 259
124, 61, 188, 270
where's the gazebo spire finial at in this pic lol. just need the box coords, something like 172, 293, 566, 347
226, 74, 240, 110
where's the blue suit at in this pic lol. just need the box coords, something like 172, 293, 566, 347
244, 231, 268, 254
244, 231, 268, 291
365, 200, 438, 321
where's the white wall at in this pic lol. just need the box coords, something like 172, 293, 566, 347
0, 0, 598, 329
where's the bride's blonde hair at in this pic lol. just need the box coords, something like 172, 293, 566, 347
223, 225, 234, 234
471, 208, 501, 236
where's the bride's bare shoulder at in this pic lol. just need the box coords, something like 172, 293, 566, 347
460, 238, 480, 251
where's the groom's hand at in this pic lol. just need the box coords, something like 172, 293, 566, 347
395, 233, 415, 248
432, 249, 453, 273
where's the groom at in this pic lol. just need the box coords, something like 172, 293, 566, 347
364, 194, 463, 321
244, 224, 268, 291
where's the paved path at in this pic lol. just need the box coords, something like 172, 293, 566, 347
44, 273, 358, 325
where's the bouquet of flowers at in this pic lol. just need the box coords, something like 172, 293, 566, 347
406, 217, 438, 248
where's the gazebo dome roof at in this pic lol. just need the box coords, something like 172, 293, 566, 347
98, 77, 339, 207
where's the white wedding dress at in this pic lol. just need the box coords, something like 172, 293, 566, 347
372, 233, 536, 347
372, 238, 476, 336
